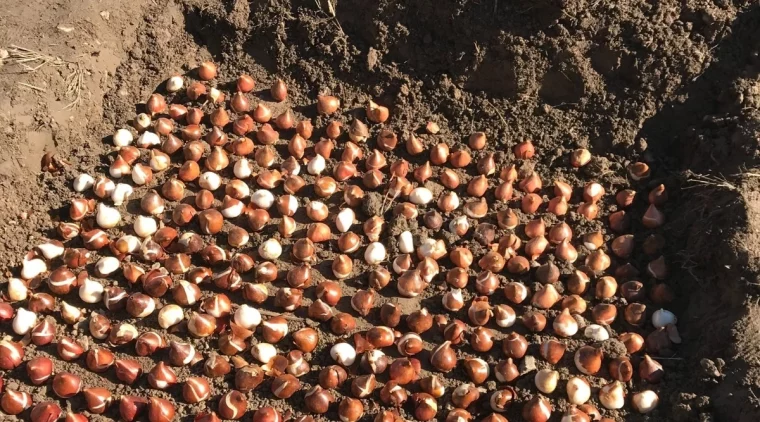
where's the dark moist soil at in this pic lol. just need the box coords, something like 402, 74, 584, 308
2, 0, 760, 421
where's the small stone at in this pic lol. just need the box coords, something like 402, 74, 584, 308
700, 358, 721, 377
519, 355, 537, 375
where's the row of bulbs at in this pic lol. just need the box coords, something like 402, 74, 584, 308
0, 62, 675, 422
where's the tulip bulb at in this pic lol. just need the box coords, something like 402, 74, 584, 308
259, 239, 282, 260
96, 203, 121, 229
584, 324, 610, 341
365, 242, 386, 265
449, 216, 470, 236
73, 174, 95, 192
409, 187, 433, 205
79, 277, 104, 303
494, 304, 516, 327
113, 128, 134, 147
199, 172, 222, 191
158, 304, 184, 329
553, 308, 579, 337
166, 76, 183, 92
652, 308, 677, 328
566, 377, 591, 405
398, 231, 414, 254
13, 308, 37, 335
8, 278, 28, 302
21, 254, 47, 280
632, 390, 659, 413
598, 381, 625, 409
234, 305, 262, 330
336, 208, 355, 233
133, 216, 157, 238
111, 183, 133, 206
331, 343, 357, 366
307, 154, 326, 175
535, 369, 559, 394
234, 159, 253, 179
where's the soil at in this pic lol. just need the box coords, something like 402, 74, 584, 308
2, 0, 760, 421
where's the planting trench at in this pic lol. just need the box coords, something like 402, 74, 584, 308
1, 0, 760, 421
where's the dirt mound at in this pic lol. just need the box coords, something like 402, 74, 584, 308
1, 0, 760, 420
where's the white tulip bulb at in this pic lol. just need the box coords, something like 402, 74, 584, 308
136, 131, 160, 148
234, 305, 262, 330
13, 308, 37, 335
21, 255, 47, 280
233, 159, 253, 179
259, 239, 282, 261
113, 128, 134, 147
398, 231, 414, 254
364, 242, 386, 265
330, 343, 357, 366
252, 190, 275, 209
251, 343, 278, 364
95, 257, 120, 277
96, 203, 121, 229
111, 183, 133, 206
409, 187, 433, 205
166, 76, 184, 93
199, 172, 222, 191
134, 216, 158, 238
335, 209, 355, 233
307, 154, 326, 175
79, 277, 104, 303
73, 174, 95, 192
651, 309, 677, 329
8, 278, 28, 302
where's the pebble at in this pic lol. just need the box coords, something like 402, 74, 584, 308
700, 358, 721, 377
519, 355, 537, 375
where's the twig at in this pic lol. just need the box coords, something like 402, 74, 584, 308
651, 356, 684, 360
17, 82, 46, 92
484, 99, 507, 127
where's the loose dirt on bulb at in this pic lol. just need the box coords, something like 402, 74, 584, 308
1, 0, 760, 421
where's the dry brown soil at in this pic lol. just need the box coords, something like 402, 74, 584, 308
2, 0, 760, 421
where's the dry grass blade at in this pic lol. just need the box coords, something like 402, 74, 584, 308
314, 0, 336, 16
3, 45, 86, 109
484, 98, 508, 127
683, 171, 738, 191
5, 45, 65, 72
17, 82, 46, 93
63, 63, 85, 110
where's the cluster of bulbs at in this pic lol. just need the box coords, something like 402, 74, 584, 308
0, 60, 676, 422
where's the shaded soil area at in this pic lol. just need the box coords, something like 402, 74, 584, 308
1, 0, 760, 421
